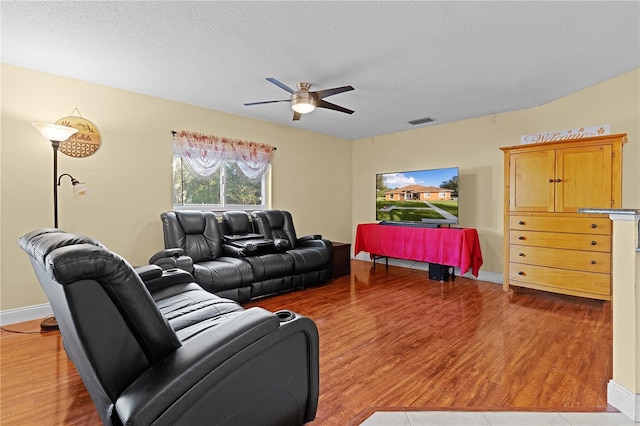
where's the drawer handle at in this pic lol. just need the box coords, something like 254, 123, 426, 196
518, 221, 525, 225
518, 271, 525, 276
518, 236, 526, 240
519, 253, 525, 257
591, 260, 597, 265
591, 240, 598, 246
591, 223, 598, 228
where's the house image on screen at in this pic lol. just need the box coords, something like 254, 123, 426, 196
384, 185, 453, 201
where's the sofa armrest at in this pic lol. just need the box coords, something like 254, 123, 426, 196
297, 238, 331, 250
297, 234, 322, 243
223, 239, 277, 257
116, 307, 319, 425
149, 248, 194, 272
222, 243, 249, 257
135, 264, 164, 282
144, 268, 196, 292
274, 238, 291, 252
115, 307, 283, 425
149, 248, 184, 263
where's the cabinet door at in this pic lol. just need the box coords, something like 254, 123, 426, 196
555, 145, 612, 212
509, 150, 555, 212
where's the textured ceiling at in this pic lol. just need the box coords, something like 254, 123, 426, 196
2, 1, 639, 140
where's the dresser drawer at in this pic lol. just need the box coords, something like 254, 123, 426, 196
510, 215, 611, 234
508, 263, 610, 296
510, 245, 610, 273
509, 230, 611, 252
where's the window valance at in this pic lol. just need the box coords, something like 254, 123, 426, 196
172, 130, 275, 179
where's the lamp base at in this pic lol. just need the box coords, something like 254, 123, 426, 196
40, 316, 59, 332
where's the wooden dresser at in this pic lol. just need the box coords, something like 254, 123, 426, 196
500, 133, 627, 300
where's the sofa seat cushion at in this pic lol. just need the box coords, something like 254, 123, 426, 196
192, 257, 253, 294
150, 282, 247, 341
289, 248, 331, 274
242, 253, 295, 281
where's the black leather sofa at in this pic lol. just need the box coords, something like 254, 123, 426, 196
150, 210, 333, 303
19, 228, 319, 426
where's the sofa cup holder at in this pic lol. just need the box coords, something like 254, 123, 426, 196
276, 310, 295, 322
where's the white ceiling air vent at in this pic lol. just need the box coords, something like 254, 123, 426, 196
408, 117, 435, 125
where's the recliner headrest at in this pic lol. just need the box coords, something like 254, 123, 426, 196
264, 210, 285, 229
222, 211, 253, 235
18, 228, 104, 271
175, 211, 213, 234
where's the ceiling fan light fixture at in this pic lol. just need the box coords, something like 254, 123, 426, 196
246, 78, 354, 119
291, 92, 316, 114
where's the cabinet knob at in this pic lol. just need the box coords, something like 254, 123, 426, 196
518, 221, 525, 225
518, 253, 525, 257
591, 223, 598, 229
518, 236, 525, 240
518, 271, 525, 276
591, 260, 597, 265
591, 240, 598, 246
549, 179, 554, 183
556, 179, 562, 182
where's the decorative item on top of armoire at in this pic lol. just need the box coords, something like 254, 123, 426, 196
500, 133, 627, 300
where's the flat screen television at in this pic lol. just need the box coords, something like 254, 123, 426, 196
376, 166, 459, 226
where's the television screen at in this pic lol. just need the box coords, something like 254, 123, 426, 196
376, 166, 459, 225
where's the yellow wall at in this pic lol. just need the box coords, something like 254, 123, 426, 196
2, 64, 639, 312
0, 64, 353, 311
352, 68, 640, 275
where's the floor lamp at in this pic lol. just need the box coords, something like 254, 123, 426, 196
31, 123, 81, 331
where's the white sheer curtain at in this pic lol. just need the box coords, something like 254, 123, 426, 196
172, 131, 227, 177
172, 130, 275, 179
229, 140, 275, 179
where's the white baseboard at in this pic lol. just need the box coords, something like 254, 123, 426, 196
0, 303, 52, 326
352, 253, 503, 285
608, 379, 640, 422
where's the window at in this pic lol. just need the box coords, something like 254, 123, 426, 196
173, 156, 267, 209
172, 130, 273, 210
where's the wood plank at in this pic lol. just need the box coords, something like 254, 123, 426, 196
1, 260, 613, 425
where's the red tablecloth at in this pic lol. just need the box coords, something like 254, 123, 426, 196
354, 223, 483, 277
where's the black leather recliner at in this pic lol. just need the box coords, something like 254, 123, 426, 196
221, 211, 298, 298
153, 210, 255, 302
19, 228, 319, 426
252, 210, 333, 288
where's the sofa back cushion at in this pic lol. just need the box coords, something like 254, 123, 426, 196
161, 211, 223, 262
222, 211, 255, 235
252, 210, 298, 249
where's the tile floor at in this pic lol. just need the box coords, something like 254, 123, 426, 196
360, 411, 637, 425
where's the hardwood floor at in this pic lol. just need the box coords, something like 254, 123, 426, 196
1, 260, 612, 425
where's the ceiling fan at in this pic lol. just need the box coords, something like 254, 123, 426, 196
244, 78, 355, 121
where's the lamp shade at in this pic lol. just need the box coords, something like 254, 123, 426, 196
31, 123, 78, 142
72, 182, 91, 199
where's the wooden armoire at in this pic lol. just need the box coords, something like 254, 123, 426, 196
500, 133, 627, 300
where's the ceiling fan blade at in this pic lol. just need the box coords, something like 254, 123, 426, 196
313, 85, 354, 99
316, 99, 354, 115
244, 99, 290, 106
292, 111, 302, 121
266, 78, 296, 94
